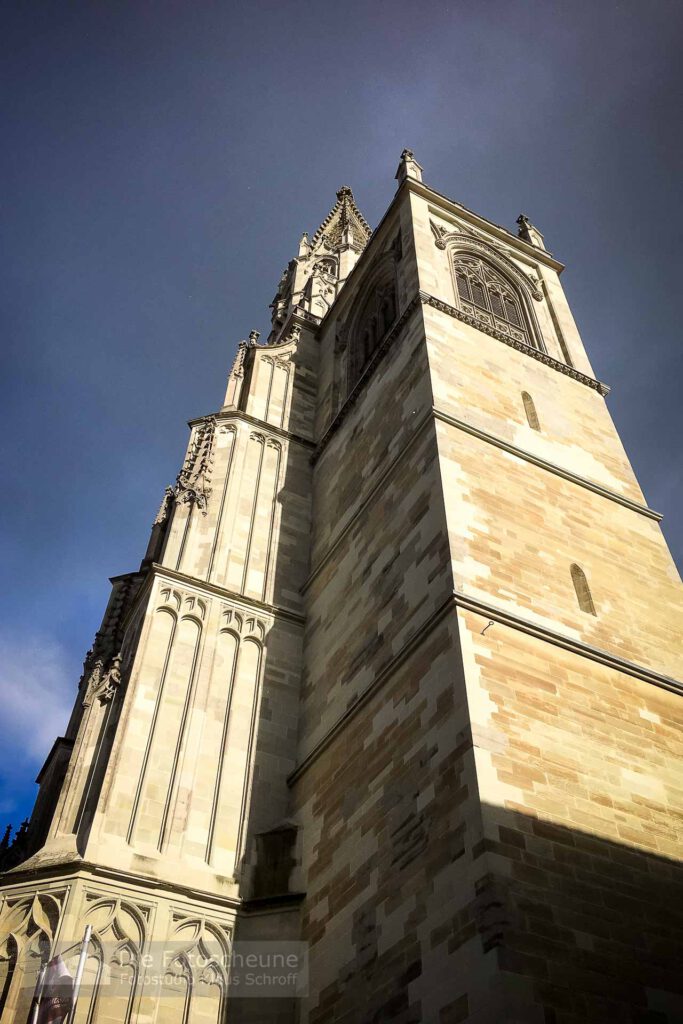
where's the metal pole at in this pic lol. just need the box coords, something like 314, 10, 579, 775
28, 963, 47, 1024
67, 925, 92, 1023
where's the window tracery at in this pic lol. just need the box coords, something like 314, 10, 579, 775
453, 255, 536, 348
348, 274, 397, 390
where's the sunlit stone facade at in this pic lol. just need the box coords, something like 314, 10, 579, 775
2, 152, 682, 1023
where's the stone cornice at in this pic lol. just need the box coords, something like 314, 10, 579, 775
452, 592, 683, 697
0, 859, 244, 912
433, 407, 662, 522
0, 858, 306, 915
288, 591, 682, 784
189, 409, 315, 450
401, 177, 566, 273
313, 288, 610, 466
421, 291, 610, 395
152, 565, 306, 626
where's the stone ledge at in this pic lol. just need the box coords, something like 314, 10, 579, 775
288, 592, 682, 784
151, 565, 306, 626
421, 291, 610, 395
433, 407, 662, 522
453, 592, 683, 697
188, 409, 315, 449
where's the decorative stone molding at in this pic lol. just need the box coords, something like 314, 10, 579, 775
221, 606, 267, 643
435, 230, 543, 300
420, 292, 610, 395
174, 415, 217, 513
152, 564, 303, 626
158, 586, 208, 620
78, 573, 142, 705
153, 486, 175, 526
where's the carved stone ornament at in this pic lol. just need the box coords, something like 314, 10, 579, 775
98, 653, 122, 704
434, 230, 543, 301
228, 340, 249, 380
153, 486, 175, 526
174, 415, 217, 514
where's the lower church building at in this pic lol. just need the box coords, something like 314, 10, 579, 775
1, 151, 682, 1023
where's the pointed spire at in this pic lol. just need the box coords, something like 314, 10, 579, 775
310, 186, 372, 253
0, 824, 11, 851
395, 149, 424, 184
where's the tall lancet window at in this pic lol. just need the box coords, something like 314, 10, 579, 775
571, 563, 596, 615
453, 255, 535, 348
348, 267, 397, 390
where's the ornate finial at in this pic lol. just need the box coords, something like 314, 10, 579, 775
336, 185, 354, 201
395, 149, 423, 184
0, 824, 11, 851
248, 330, 261, 346
516, 214, 546, 251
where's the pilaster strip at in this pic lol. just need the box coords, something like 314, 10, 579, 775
420, 291, 610, 395
152, 564, 305, 625
433, 407, 662, 522
452, 592, 683, 697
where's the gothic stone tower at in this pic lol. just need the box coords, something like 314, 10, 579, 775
1, 152, 682, 1024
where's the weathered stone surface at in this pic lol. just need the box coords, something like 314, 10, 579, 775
2, 156, 681, 1024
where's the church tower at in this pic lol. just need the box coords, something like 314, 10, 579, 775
2, 153, 682, 1023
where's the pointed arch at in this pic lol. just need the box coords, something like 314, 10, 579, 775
571, 563, 596, 615
522, 392, 541, 431
161, 954, 192, 1024
441, 233, 545, 351
0, 934, 17, 1015
345, 254, 399, 393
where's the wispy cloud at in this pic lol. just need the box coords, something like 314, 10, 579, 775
0, 629, 74, 815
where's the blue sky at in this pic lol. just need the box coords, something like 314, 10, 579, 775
1, 0, 682, 827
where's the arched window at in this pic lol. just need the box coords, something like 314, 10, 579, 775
522, 392, 540, 430
571, 564, 596, 615
348, 271, 397, 390
316, 258, 336, 278
453, 255, 535, 348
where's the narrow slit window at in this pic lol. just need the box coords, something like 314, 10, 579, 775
571, 563, 596, 615
522, 392, 540, 431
